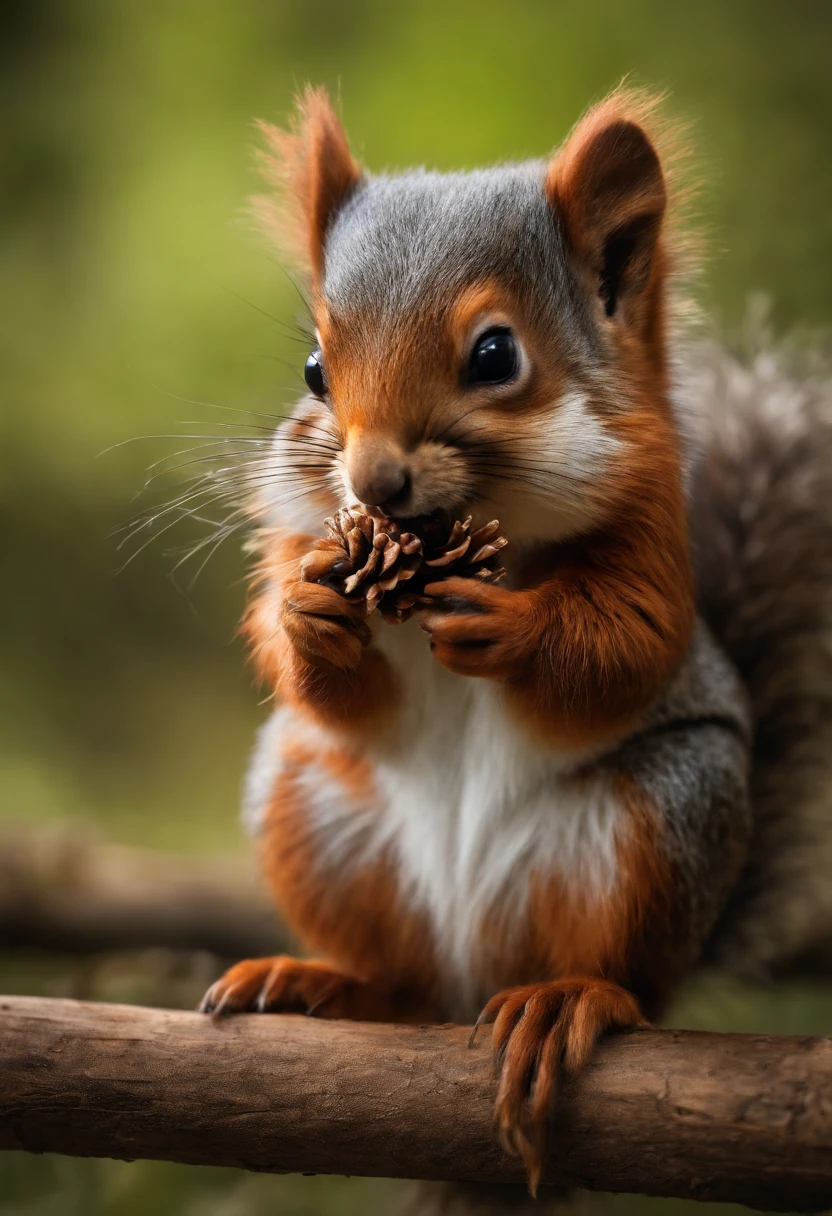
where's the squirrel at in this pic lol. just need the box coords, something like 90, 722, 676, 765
198, 86, 832, 1201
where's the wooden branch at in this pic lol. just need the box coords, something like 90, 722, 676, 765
0, 827, 284, 958
0, 997, 830, 1210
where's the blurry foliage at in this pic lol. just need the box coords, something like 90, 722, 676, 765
2, 0, 832, 852
1, 0, 831, 1212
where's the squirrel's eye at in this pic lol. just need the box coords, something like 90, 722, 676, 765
304, 349, 326, 397
467, 328, 518, 386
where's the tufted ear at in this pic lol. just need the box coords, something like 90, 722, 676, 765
254, 87, 361, 285
545, 91, 668, 326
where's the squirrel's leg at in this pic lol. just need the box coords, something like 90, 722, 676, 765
472, 718, 750, 1194
244, 528, 399, 732
421, 495, 695, 749
201, 727, 439, 1025
472, 977, 646, 1195
198, 956, 398, 1020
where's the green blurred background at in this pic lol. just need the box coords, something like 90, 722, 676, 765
1, 1, 831, 1213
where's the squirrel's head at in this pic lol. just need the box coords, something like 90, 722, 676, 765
254, 87, 687, 545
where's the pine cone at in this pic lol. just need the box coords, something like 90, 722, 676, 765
308, 506, 508, 623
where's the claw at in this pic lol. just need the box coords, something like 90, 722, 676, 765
210, 982, 241, 1021
475, 978, 647, 1195
468, 1007, 489, 1048
197, 956, 368, 1020
196, 984, 217, 1015
305, 975, 343, 1017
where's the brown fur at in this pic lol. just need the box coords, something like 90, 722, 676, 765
242, 528, 400, 733
206, 730, 441, 1021
253, 87, 360, 283
465, 774, 675, 1190
420, 405, 694, 749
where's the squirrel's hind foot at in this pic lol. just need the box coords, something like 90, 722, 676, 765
474, 977, 648, 1195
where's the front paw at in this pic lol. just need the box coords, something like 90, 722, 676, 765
283, 578, 371, 673
198, 956, 361, 1018
419, 577, 534, 680
473, 978, 647, 1194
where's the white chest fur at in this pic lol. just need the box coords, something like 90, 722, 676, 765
368, 622, 623, 1001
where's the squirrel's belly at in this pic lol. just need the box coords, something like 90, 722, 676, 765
243, 622, 626, 1016
369, 623, 623, 1010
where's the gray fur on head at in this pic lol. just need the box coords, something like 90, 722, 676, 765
323, 166, 598, 361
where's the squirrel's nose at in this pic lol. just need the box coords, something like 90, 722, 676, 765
349, 451, 408, 508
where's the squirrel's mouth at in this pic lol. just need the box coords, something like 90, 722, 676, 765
386, 506, 451, 532
356, 505, 456, 541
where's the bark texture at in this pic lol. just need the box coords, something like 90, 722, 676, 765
0, 996, 830, 1211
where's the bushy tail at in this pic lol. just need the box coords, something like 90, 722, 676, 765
684, 318, 832, 977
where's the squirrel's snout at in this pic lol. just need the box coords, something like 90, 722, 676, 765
353, 461, 408, 508
346, 439, 409, 510
344, 434, 471, 519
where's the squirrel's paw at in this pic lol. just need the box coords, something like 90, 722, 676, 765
472, 978, 647, 1195
419, 577, 533, 680
198, 956, 361, 1019
282, 578, 371, 673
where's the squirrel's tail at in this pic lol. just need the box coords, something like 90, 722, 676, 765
685, 313, 832, 977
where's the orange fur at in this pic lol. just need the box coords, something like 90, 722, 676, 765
546, 86, 698, 331
449, 282, 518, 350
200, 956, 398, 1020
254, 87, 361, 283
205, 732, 441, 1022
242, 528, 400, 734
421, 444, 694, 749
471, 774, 674, 1192
259, 736, 439, 1008
420, 97, 696, 746
471, 772, 680, 1004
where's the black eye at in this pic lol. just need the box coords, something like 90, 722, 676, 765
467, 327, 518, 386
304, 348, 326, 397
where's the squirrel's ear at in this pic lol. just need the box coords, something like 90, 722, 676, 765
254, 87, 361, 285
545, 91, 667, 323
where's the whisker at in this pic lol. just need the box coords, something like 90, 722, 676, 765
430, 403, 488, 445
220, 285, 313, 342
112, 358, 343, 578
468, 468, 586, 493
280, 415, 342, 444
116, 476, 324, 571
176, 418, 281, 435
138, 452, 274, 489
124, 471, 324, 535
123, 465, 332, 537
201, 401, 287, 424
468, 458, 588, 481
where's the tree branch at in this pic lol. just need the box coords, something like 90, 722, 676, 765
0, 827, 284, 958
0, 996, 830, 1210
